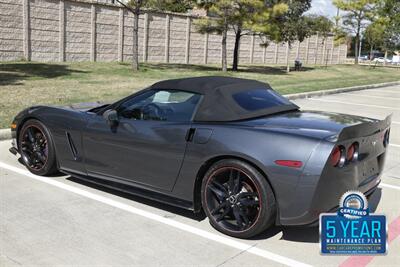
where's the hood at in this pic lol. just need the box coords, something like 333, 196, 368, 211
234, 110, 377, 140
61, 102, 107, 112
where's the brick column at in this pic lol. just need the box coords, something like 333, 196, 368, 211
59, 0, 65, 62
339, 45, 345, 63
296, 40, 300, 59
262, 46, 266, 64
143, 13, 149, 62
337, 46, 341, 64
118, 8, 124, 62
250, 35, 254, 63
330, 38, 334, 64
23, 0, 30, 61
285, 42, 289, 64
305, 37, 310, 64
314, 33, 319, 65
204, 33, 208, 64
274, 43, 278, 64
185, 17, 191, 64
90, 4, 96, 62
165, 14, 170, 63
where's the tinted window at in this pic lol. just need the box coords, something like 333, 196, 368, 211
232, 89, 291, 111
118, 90, 201, 122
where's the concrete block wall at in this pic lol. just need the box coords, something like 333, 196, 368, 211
0, 0, 24, 61
29, 0, 60, 61
65, 0, 91, 61
0, 0, 347, 65
168, 15, 186, 63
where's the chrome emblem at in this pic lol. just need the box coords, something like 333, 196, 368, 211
228, 195, 237, 205
372, 140, 377, 146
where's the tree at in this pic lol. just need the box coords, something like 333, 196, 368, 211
228, 1, 259, 71
309, 15, 334, 44
307, 15, 334, 66
196, 0, 271, 72
195, 1, 231, 71
332, 8, 349, 46
226, 1, 266, 71
246, 2, 289, 67
115, 0, 146, 71
256, 0, 312, 73
364, 21, 384, 59
126, 0, 145, 71
119, 0, 193, 71
376, 0, 400, 62
333, 0, 377, 65
144, 0, 195, 13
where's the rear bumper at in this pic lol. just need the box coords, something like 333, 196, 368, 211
279, 113, 390, 225
280, 156, 384, 226
301, 181, 380, 227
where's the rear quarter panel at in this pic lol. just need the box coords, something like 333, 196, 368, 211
173, 123, 324, 222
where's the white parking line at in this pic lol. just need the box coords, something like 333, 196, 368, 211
308, 98, 400, 110
390, 144, 400, 148
381, 183, 400, 191
392, 121, 400, 125
340, 93, 400, 101
0, 161, 311, 267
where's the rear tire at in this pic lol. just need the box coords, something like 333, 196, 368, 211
201, 159, 276, 238
18, 119, 58, 176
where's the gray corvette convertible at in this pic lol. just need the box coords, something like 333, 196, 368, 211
9, 76, 391, 238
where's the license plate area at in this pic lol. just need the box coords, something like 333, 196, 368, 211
362, 158, 379, 178
358, 158, 380, 187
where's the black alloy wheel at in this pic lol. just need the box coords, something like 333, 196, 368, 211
202, 159, 276, 238
20, 125, 48, 170
18, 119, 58, 176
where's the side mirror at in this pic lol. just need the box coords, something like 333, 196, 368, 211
103, 109, 119, 126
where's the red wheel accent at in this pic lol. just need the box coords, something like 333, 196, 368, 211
203, 166, 262, 233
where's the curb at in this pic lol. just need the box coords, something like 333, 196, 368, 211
0, 80, 399, 141
284, 80, 400, 100
0, 129, 11, 141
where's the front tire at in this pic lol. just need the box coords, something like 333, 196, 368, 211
201, 159, 276, 238
18, 119, 58, 176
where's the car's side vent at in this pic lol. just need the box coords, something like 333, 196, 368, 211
66, 132, 78, 160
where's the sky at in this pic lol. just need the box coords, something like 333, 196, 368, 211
307, 0, 339, 18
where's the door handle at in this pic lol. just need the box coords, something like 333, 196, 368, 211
185, 128, 196, 142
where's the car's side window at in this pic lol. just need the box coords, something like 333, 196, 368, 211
117, 90, 201, 122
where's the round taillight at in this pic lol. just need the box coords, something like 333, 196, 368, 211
347, 145, 355, 161
331, 146, 341, 166
346, 142, 359, 162
331, 146, 345, 167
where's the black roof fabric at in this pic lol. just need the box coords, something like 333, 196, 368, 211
149, 76, 299, 122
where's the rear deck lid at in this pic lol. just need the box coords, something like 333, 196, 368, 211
236, 110, 381, 140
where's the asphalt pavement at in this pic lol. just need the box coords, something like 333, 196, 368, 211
1, 85, 400, 267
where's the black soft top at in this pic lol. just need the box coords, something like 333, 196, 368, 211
149, 76, 299, 122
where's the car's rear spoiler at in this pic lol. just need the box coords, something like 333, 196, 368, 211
337, 114, 392, 142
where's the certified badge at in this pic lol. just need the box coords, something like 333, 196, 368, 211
338, 191, 369, 219
320, 191, 387, 255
